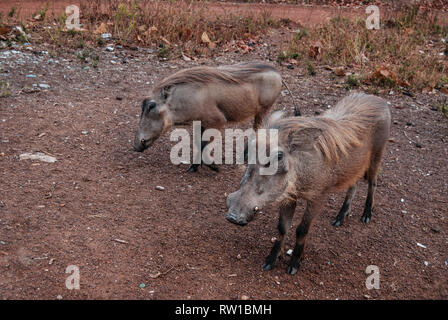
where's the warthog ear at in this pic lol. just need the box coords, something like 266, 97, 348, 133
287, 127, 322, 152
264, 110, 285, 127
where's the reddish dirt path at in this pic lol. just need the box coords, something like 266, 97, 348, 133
0, 0, 364, 26
2, 0, 447, 29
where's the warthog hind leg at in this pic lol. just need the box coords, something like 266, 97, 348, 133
361, 153, 382, 223
332, 184, 357, 227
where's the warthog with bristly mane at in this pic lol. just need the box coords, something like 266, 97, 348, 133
225, 92, 391, 275
133, 62, 283, 172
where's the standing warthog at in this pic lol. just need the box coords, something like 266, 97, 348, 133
225, 93, 391, 275
133, 62, 283, 172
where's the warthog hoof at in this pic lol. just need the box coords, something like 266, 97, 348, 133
262, 263, 274, 271
206, 164, 219, 172
361, 215, 371, 224
286, 266, 298, 275
187, 164, 199, 173
332, 218, 343, 227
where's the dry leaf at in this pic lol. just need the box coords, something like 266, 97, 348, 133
144, 26, 158, 38
238, 44, 251, 54
422, 86, 436, 94
94, 23, 107, 35
309, 41, 322, 60
149, 271, 162, 279
0, 26, 11, 36
201, 31, 216, 49
332, 66, 346, 76
372, 66, 406, 86
181, 52, 192, 61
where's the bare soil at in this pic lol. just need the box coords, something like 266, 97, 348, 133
0, 0, 417, 26
0, 2, 447, 300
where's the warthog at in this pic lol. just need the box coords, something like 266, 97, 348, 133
225, 92, 391, 275
133, 62, 283, 172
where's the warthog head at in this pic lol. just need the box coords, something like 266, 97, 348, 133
133, 97, 170, 152
225, 122, 322, 226
225, 127, 292, 226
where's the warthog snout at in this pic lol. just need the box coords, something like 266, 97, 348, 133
133, 138, 149, 152
225, 212, 248, 226
225, 191, 261, 226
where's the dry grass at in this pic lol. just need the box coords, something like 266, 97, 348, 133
27, 0, 275, 58
279, 5, 448, 90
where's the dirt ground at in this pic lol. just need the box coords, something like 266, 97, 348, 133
1, 3, 448, 301
4, 0, 446, 26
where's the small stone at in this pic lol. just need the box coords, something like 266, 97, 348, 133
155, 186, 165, 191
241, 295, 249, 300
417, 242, 427, 249
26, 74, 36, 78
116, 96, 123, 101
39, 83, 50, 89
236, 254, 241, 260
56, 295, 62, 300
424, 261, 429, 266
286, 249, 293, 256
270, 237, 277, 243
81, 130, 88, 135
101, 33, 112, 39
415, 143, 422, 148
106, 46, 114, 52
430, 227, 440, 233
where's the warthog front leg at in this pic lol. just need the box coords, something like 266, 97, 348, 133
287, 199, 322, 275
262, 201, 296, 271
332, 184, 358, 227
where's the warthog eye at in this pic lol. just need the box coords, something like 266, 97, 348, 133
277, 151, 284, 161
